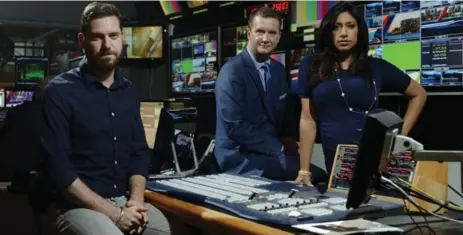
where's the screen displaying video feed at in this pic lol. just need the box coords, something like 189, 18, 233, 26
289, 46, 315, 92
187, 0, 207, 8
406, 70, 421, 83
159, 0, 182, 16
171, 31, 218, 93
5, 90, 34, 108
123, 26, 163, 59
222, 21, 286, 64
421, 1, 463, 39
140, 102, 164, 149
357, 1, 463, 88
421, 69, 463, 86
270, 52, 286, 67
15, 57, 48, 84
421, 36, 463, 68
222, 25, 248, 63
0, 89, 4, 108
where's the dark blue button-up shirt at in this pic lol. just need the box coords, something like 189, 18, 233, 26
41, 63, 149, 198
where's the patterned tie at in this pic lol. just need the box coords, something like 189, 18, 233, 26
261, 63, 272, 103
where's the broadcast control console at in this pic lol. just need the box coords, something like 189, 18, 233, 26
146, 174, 403, 226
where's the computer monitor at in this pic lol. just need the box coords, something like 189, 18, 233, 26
122, 26, 163, 59
221, 22, 286, 65
4, 90, 34, 108
170, 30, 218, 93
15, 57, 48, 86
346, 110, 404, 209
159, 0, 182, 16
0, 89, 4, 108
270, 52, 286, 67
150, 106, 198, 175
222, 24, 249, 64
187, 0, 207, 8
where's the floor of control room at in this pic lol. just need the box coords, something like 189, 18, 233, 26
0, 182, 40, 235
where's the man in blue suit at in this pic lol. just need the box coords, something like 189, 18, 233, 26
215, 6, 303, 181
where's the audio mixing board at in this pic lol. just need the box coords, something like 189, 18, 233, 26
146, 174, 403, 226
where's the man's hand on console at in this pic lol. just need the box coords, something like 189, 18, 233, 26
294, 170, 313, 186
126, 200, 148, 234
280, 138, 298, 156
115, 203, 148, 233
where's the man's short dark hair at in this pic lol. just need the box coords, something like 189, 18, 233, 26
80, 2, 121, 33
248, 6, 281, 29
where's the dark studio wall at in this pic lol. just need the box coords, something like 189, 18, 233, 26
119, 60, 168, 101
379, 95, 463, 151
0, 1, 137, 28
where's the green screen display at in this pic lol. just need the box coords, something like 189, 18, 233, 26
21, 63, 46, 80
16, 58, 48, 82
382, 41, 421, 71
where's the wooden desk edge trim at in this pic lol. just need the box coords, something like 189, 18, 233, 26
144, 190, 293, 235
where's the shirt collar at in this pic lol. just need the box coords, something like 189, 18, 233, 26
246, 46, 271, 70
79, 62, 129, 90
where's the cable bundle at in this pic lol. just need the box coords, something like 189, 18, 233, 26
380, 176, 463, 235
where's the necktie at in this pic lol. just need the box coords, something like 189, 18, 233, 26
261, 63, 272, 103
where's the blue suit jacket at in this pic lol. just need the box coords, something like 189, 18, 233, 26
215, 49, 297, 178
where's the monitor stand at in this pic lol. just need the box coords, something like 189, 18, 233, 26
170, 137, 199, 173
149, 137, 199, 180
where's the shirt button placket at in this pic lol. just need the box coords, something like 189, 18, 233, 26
108, 89, 118, 192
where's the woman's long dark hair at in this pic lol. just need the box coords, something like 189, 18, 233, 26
310, 2, 372, 86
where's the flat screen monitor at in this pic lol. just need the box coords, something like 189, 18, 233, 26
222, 24, 248, 63
289, 46, 315, 71
171, 30, 218, 93
187, 0, 207, 8
289, 46, 315, 92
270, 52, 286, 67
0, 89, 4, 108
159, 0, 182, 15
357, 0, 463, 90
222, 21, 286, 64
122, 26, 163, 59
15, 57, 48, 85
5, 90, 34, 108
346, 110, 404, 209
151, 107, 198, 175
140, 101, 164, 149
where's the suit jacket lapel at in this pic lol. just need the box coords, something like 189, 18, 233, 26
241, 50, 276, 125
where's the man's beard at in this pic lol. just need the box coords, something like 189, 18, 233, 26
86, 51, 122, 72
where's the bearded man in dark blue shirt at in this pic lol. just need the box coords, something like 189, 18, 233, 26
39, 2, 170, 235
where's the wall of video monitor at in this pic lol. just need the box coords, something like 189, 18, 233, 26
361, 0, 463, 88
171, 31, 218, 93
221, 23, 287, 67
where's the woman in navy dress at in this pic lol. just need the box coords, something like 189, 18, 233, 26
293, 2, 427, 185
